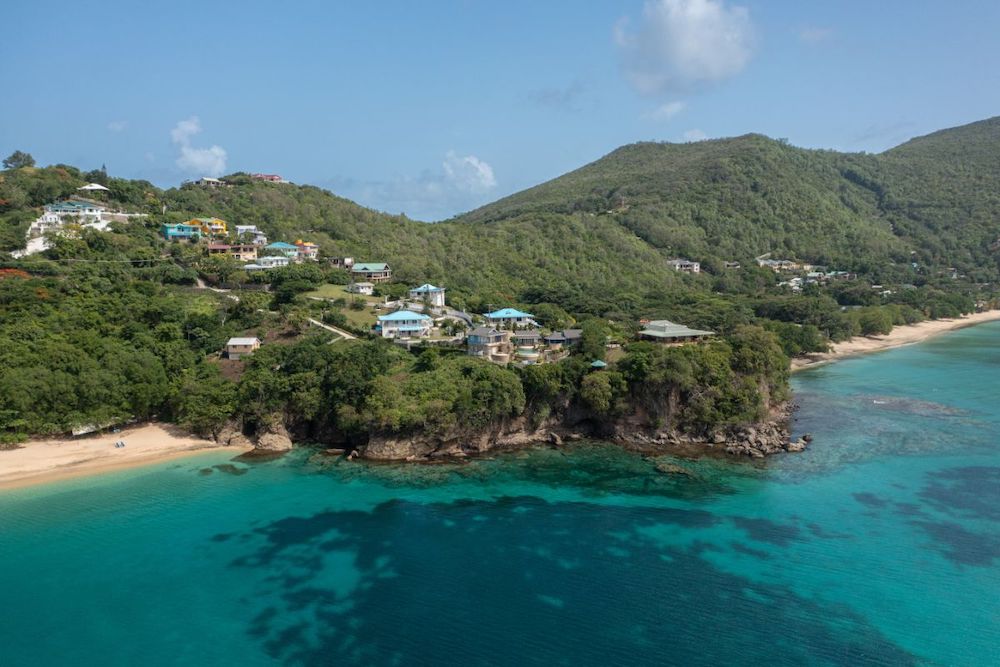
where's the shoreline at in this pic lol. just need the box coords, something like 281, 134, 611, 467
0, 423, 252, 491
791, 310, 1000, 372
3, 314, 997, 489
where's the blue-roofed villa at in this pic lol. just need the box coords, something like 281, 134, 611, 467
161, 223, 203, 241
408, 283, 446, 307
485, 307, 537, 329
376, 310, 433, 339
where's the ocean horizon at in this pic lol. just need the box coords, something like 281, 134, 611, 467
2, 322, 998, 666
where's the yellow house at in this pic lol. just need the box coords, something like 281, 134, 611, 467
186, 217, 228, 236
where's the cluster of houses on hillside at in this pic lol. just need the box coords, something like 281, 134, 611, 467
160, 217, 320, 270
194, 174, 289, 188
367, 299, 715, 367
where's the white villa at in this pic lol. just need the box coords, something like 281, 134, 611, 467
348, 282, 374, 296
376, 310, 432, 339
244, 255, 291, 271
35, 200, 107, 231
235, 225, 268, 246
667, 258, 701, 274
409, 283, 445, 307
485, 308, 537, 329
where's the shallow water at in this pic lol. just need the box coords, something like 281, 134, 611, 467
2, 323, 999, 666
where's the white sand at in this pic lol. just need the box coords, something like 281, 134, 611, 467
791, 310, 1000, 372
0, 423, 251, 490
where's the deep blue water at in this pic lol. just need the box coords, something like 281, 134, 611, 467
2, 323, 999, 666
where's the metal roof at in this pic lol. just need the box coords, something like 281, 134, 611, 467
378, 310, 431, 322
353, 262, 390, 272
486, 308, 534, 319
226, 337, 260, 346
639, 320, 714, 338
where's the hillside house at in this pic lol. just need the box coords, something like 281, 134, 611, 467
161, 223, 202, 241
724, 261, 742, 269
225, 337, 260, 360
330, 257, 355, 270
348, 282, 374, 296
38, 200, 107, 227
186, 217, 228, 236
485, 308, 537, 329
638, 320, 714, 344
757, 258, 800, 272
234, 225, 268, 246
512, 329, 543, 364
543, 329, 583, 349
667, 258, 701, 274
295, 240, 320, 261
352, 262, 392, 284
208, 244, 258, 261
196, 177, 227, 188
409, 284, 446, 307
244, 255, 291, 271
263, 241, 300, 259
250, 173, 284, 182
376, 310, 432, 339
467, 327, 513, 364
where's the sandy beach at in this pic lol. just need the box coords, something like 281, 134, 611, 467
0, 423, 251, 490
791, 310, 1000, 372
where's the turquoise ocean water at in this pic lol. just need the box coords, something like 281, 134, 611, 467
2, 323, 999, 666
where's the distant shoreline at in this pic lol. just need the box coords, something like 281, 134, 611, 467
0, 423, 251, 491
791, 310, 1000, 372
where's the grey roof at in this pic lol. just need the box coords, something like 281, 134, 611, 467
546, 328, 583, 340
639, 320, 714, 339
514, 329, 541, 340
227, 337, 260, 346
469, 326, 501, 337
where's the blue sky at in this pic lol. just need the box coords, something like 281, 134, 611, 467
3, 0, 999, 220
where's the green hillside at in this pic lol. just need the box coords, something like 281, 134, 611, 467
458, 119, 1000, 280
1, 119, 997, 443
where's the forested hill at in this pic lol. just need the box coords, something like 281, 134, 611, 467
457, 117, 1000, 281
1, 116, 998, 318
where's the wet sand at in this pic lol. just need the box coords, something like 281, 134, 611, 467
791, 310, 1000, 372
0, 423, 251, 490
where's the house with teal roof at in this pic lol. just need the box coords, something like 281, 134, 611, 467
263, 241, 300, 259
485, 307, 537, 329
376, 310, 432, 339
352, 262, 392, 284
408, 283, 446, 307
161, 223, 202, 241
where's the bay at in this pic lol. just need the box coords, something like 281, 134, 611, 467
2, 323, 999, 666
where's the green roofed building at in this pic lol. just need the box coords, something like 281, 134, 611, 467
638, 320, 714, 344
351, 262, 392, 284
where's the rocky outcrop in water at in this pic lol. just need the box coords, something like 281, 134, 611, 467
354, 403, 802, 462
215, 418, 293, 452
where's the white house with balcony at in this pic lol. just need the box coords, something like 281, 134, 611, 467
376, 310, 432, 339
235, 225, 268, 246
485, 307, 537, 329
409, 283, 446, 307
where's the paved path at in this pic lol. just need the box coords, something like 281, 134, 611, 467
307, 318, 357, 340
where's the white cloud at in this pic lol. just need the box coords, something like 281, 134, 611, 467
170, 116, 227, 176
107, 120, 128, 132
642, 100, 686, 121
798, 26, 833, 45
615, 0, 755, 96
329, 150, 498, 221
683, 128, 708, 141
442, 151, 496, 193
